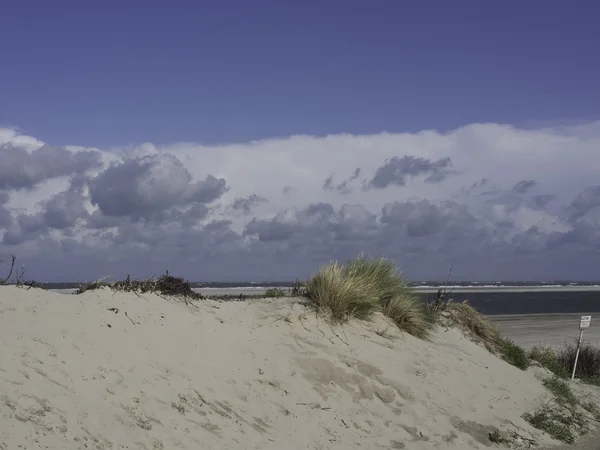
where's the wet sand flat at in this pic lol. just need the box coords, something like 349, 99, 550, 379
491, 313, 600, 349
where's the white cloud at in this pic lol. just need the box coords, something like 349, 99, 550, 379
1, 121, 600, 281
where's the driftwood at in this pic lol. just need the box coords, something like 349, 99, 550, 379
0, 255, 37, 288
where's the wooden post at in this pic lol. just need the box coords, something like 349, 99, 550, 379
572, 315, 592, 381
571, 328, 584, 381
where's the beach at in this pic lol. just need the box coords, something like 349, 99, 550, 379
492, 314, 600, 350
1, 285, 599, 449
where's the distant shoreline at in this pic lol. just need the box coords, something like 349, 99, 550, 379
46, 285, 600, 296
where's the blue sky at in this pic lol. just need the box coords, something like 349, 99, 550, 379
2, 1, 599, 147
2, 1, 600, 281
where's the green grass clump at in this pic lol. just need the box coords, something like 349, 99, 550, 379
543, 377, 578, 407
581, 400, 600, 421
304, 255, 432, 338
523, 406, 580, 444
523, 376, 592, 444
528, 346, 569, 378
501, 339, 530, 370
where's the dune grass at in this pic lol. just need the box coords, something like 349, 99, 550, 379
304, 255, 432, 338
434, 300, 530, 369
437, 302, 503, 350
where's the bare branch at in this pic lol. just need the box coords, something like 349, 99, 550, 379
0, 255, 16, 285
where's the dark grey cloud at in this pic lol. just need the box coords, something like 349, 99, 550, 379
244, 202, 336, 242
567, 185, 600, 221
513, 179, 536, 194
0, 192, 11, 228
282, 186, 292, 195
89, 154, 228, 219
323, 168, 361, 194
2, 211, 46, 245
228, 195, 268, 215
2, 189, 599, 281
367, 156, 454, 189
0, 206, 11, 228
528, 194, 556, 210
0, 144, 102, 190
42, 190, 88, 230
453, 178, 496, 198
381, 199, 476, 239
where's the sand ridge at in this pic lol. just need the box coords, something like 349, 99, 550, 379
0, 286, 597, 449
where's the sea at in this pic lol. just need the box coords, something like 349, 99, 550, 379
38, 281, 600, 316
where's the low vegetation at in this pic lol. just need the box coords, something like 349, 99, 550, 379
75, 272, 203, 300
0, 255, 37, 288
264, 288, 287, 298
435, 301, 503, 350
529, 342, 600, 386
304, 255, 433, 338
522, 376, 594, 444
501, 339, 530, 370
434, 298, 530, 370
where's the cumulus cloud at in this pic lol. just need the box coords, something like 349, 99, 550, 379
89, 154, 227, 219
567, 185, 600, 221
2, 121, 600, 281
0, 144, 102, 191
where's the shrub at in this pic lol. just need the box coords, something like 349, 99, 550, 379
304, 255, 432, 338
265, 288, 287, 298
75, 273, 203, 300
290, 279, 307, 297
557, 342, 600, 384
528, 346, 569, 378
501, 339, 529, 370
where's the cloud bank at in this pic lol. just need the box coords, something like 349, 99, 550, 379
1, 122, 600, 281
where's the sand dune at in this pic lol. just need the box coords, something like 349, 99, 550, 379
0, 286, 598, 449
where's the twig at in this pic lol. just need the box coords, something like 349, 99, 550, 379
0, 255, 16, 284
296, 402, 331, 410
328, 323, 350, 346
125, 312, 139, 325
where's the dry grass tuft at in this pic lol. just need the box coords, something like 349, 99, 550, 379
437, 301, 503, 351
75, 273, 203, 300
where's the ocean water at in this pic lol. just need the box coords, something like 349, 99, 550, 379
432, 290, 600, 316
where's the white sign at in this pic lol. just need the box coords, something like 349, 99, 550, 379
580, 315, 592, 329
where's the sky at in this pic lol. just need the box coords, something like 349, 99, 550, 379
1, 1, 600, 282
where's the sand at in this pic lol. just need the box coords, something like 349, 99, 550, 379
492, 314, 600, 350
1, 286, 599, 449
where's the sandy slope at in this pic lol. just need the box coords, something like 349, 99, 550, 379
0, 286, 596, 449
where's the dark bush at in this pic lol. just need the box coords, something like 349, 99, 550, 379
557, 342, 600, 384
76, 273, 203, 300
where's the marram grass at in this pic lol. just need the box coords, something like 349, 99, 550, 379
304, 255, 432, 338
